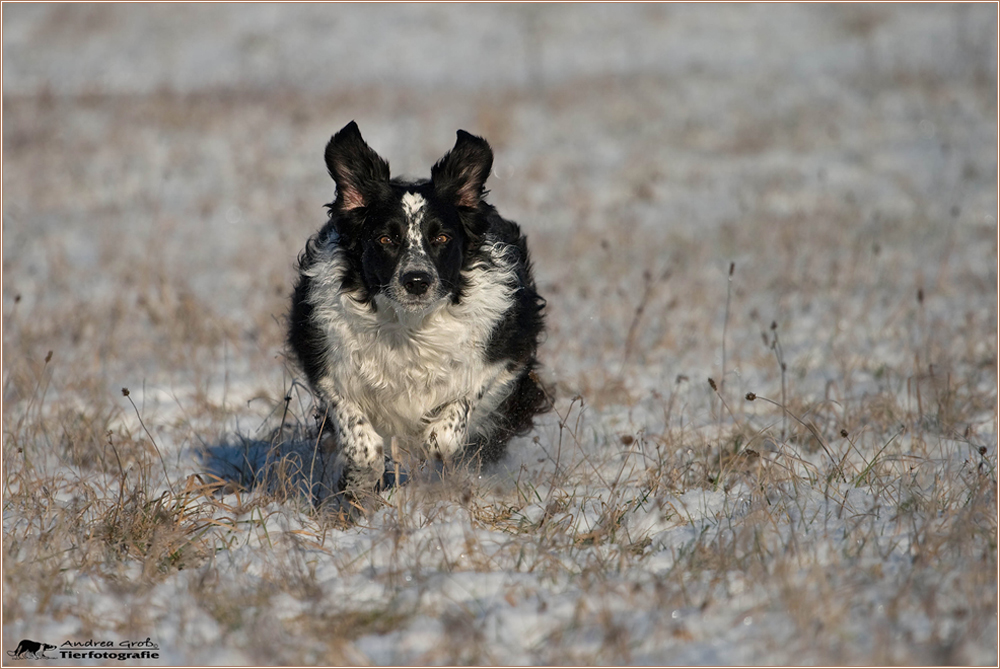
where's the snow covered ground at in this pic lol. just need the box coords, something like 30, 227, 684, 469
3, 4, 997, 665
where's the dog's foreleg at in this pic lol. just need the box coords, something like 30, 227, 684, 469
421, 399, 472, 461
326, 395, 385, 508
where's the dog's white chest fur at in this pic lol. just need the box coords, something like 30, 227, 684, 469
305, 239, 518, 439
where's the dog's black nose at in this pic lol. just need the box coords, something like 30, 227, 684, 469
402, 271, 432, 295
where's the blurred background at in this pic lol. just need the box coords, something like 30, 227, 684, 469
3, 3, 997, 405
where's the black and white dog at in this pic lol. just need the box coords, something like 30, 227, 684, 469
288, 121, 547, 506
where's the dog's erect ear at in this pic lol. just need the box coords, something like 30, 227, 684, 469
324, 121, 391, 211
431, 130, 494, 209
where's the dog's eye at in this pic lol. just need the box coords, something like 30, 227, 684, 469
377, 235, 394, 246
433, 233, 450, 245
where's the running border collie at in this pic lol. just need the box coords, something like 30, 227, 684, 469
288, 121, 548, 508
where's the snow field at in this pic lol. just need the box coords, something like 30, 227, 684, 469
3, 4, 997, 665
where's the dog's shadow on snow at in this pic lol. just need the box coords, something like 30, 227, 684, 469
200, 434, 336, 505
198, 432, 409, 508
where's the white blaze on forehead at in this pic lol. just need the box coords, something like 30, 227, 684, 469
401, 192, 427, 223
401, 191, 428, 253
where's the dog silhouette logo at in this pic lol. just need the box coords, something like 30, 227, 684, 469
8, 639, 57, 659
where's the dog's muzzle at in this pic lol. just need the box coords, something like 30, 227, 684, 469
387, 252, 441, 312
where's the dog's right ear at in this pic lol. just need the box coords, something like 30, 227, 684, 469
324, 121, 390, 211
431, 130, 494, 210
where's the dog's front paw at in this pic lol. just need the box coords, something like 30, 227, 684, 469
421, 399, 472, 461
333, 457, 387, 517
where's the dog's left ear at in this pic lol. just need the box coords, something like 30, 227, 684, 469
325, 121, 391, 211
431, 130, 494, 209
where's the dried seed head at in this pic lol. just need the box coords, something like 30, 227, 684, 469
45, 350, 53, 363
621, 434, 635, 446
771, 321, 778, 331
121, 387, 130, 397
745, 392, 756, 401
917, 288, 924, 304
840, 429, 849, 438
979, 446, 987, 456
708, 377, 717, 391
729, 262, 735, 277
